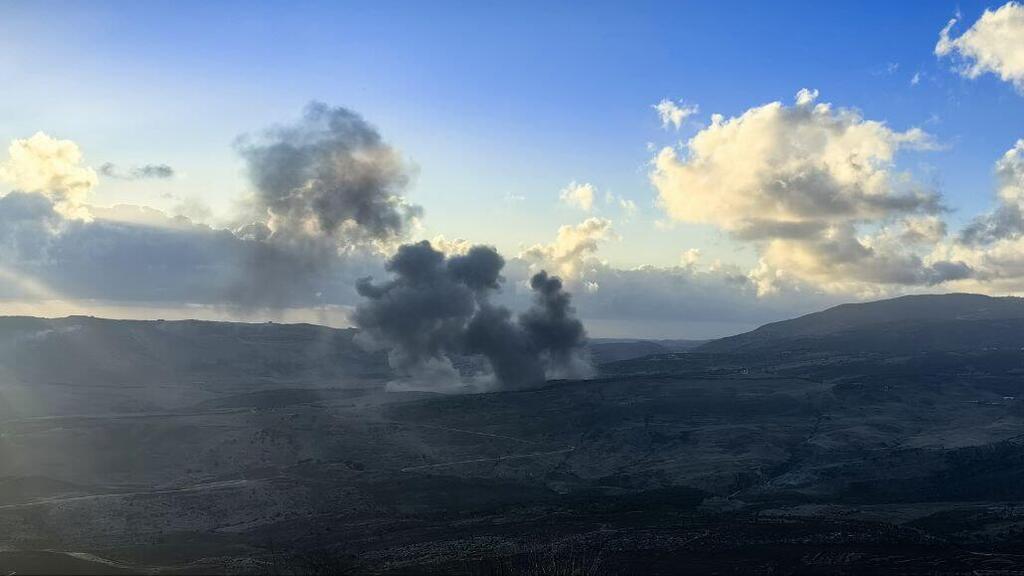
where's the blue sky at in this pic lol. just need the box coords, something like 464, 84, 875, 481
2, 1, 1024, 336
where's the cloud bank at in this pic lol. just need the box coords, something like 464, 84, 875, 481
4, 92, 1024, 342
0, 103, 422, 314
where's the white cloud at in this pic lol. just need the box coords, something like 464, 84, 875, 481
430, 234, 473, 256
899, 215, 948, 244
559, 181, 597, 212
654, 99, 699, 130
750, 223, 967, 297
519, 217, 616, 280
794, 87, 819, 106
940, 139, 1024, 293
0, 132, 98, 220
650, 89, 964, 293
652, 89, 936, 234
680, 248, 701, 268
960, 139, 1024, 245
996, 139, 1024, 204
936, 2, 1024, 92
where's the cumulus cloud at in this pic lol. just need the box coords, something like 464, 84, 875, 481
899, 215, 948, 244
559, 181, 596, 212
430, 234, 473, 256
652, 89, 937, 232
354, 241, 590, 390
680, 248, 701, 268
961, 140, 1024, 245
794, 88, 819, 106
520, 217, 616, 280
651, 89, 961, 292
936, 139, 1024, 293
936, 2, 1024, 92
654, 99, 699, 130
0, 132, 98, 220
99, 162, 175, 180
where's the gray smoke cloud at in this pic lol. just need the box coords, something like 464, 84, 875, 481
236, 101, 420, 244
229, 102, 421, 308
354, 241, 591, 390
519, 271, 590, 377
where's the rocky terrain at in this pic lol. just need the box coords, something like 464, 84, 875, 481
2, 295, 1024, 574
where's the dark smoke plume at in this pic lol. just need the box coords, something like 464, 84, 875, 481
354, 241, 591, 390
520, 271, 589, 377
237, 101, 419, 243
229, 102, 421, 308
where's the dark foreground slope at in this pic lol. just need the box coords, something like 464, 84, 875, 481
1, 304, 1024, 574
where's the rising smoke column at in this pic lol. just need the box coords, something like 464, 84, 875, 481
464, 303, 546, 389
230, 102, 421, 308
354, 240, 590, 390
519, 271, 591, 378
353, 241, 483, 380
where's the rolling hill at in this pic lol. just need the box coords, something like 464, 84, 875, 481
3, 296, 1024, 573
699, 293, 1024, 354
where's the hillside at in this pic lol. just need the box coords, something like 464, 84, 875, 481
2, 305, 1024, 573
699, 293, 1024, 354
0, 316, 389, 418
0, 315, 388, 384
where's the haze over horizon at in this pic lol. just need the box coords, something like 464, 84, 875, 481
2, 0, 1024, 339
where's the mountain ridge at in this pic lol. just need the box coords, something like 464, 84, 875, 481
699, 293, 1024, 354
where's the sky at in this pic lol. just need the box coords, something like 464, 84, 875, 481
1, 0, 1023, 338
